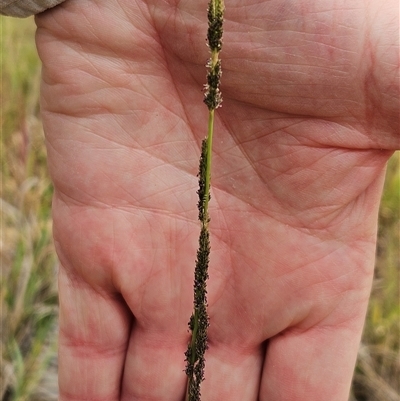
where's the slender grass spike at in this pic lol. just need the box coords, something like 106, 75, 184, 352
184, 1, 224, 400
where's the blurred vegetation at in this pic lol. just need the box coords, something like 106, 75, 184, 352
0, 15, 399, 401
1, 16, 58, 401
351, 156, 400, 401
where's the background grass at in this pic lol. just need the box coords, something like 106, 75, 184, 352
1, 15, 58, 401
1, 16, 399, 401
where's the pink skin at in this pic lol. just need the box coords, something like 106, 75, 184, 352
35, 1, 398, 400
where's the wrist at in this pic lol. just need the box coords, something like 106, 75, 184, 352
0, 0, 66, 18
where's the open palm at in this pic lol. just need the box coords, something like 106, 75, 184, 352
35, 1, 398, 400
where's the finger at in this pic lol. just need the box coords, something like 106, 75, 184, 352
259, 322, 364, 401
121, 327, 188, 400
58, 265, 132, 401
200, 342, 264, 400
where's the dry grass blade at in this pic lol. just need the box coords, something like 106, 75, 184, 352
354, 344, 400, 401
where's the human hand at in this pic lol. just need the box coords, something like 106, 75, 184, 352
35, 1, 399, 400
